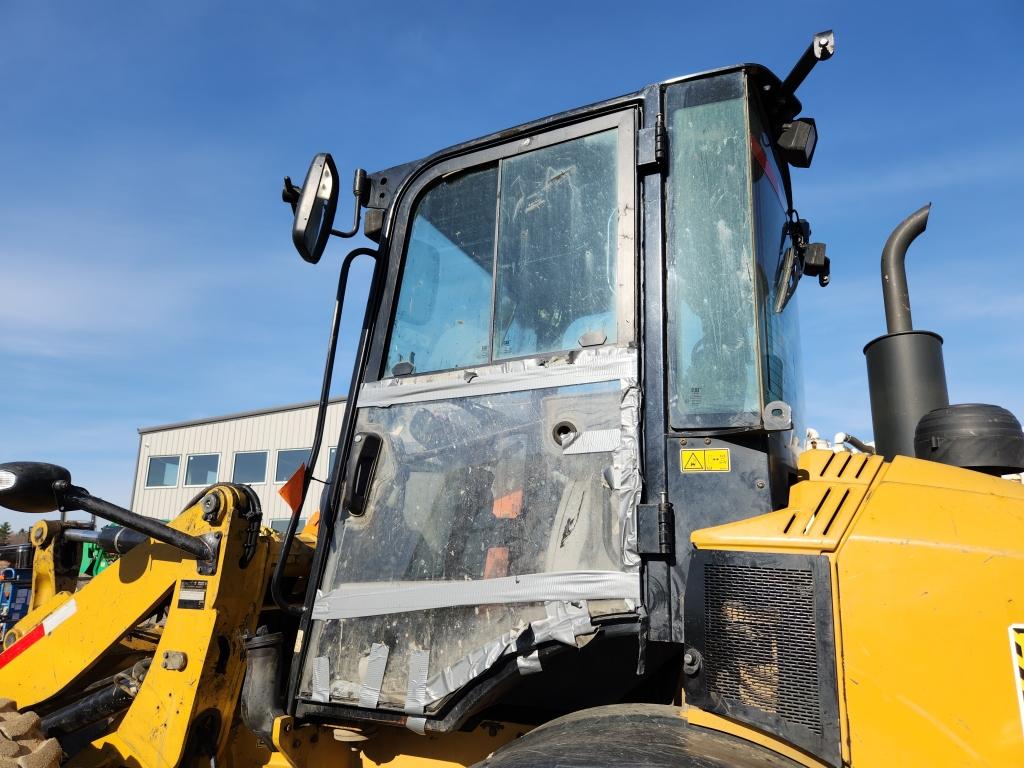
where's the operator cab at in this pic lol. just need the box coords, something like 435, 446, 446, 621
286, 46, 831, 731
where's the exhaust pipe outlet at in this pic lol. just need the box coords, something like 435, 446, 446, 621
864, 204, 950, 459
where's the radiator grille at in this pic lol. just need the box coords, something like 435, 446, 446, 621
703, 563, 822, 734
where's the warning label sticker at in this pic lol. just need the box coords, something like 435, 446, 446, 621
680, 448, 731, 473
178, 580, 208, 610
1010, 625, 1024, 736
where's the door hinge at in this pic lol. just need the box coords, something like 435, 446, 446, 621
637, 113, 668, 171
637, 492, 675, 557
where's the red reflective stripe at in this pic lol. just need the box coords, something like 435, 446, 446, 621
0, 623, 44, 670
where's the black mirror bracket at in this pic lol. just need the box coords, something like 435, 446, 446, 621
330, 168, 369, 239
781, 30, 835, 102
282, 176, 301, 213
774, 216, 830, 313
789, 217, 830, 287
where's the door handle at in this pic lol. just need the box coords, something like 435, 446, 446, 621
342, 432, 383, 516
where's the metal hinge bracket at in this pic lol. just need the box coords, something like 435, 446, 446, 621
637, 492, 675, 557
637, 113, 668, 171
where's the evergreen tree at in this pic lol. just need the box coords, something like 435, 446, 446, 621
0, 522, 11, 546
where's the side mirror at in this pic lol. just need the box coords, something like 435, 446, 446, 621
292, 153, 340, 264
0, 462, 71, 513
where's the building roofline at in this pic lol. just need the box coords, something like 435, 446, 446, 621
138, 395, 347, 434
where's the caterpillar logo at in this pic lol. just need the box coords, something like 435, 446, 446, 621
1011, 624, 1024, 735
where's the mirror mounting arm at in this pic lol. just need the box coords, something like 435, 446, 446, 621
330, 168, 368, 239
781, 30, 835, 102
282, 176, 301, 213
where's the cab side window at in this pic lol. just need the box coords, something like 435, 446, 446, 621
494, 130, 619, 358
386, 128, 624, 376
386, 167, 497, 374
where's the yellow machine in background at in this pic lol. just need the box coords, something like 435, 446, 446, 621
1, 30, 1022, 768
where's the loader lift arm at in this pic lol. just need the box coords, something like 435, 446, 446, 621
0, 483, 275, 768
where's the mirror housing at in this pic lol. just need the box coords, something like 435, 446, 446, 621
292, 153, 340, 264
0, 461, 71, 513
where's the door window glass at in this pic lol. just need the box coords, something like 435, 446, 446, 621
386, 167, 497, 374
385, 126, 624, 377
303, 380, 630, 710
494, 130, 619, 358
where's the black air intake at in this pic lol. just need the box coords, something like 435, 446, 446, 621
915, 403, 1024, 475
864, 205, 950, 459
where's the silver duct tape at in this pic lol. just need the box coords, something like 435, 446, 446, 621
358, 643, 390, 709
531, 600, 596, 646
313, 570, 641, 620
404, 649, 431, 715
422, 600, 602, 707
310, 656, 331, 703
424, 625, 522, 705
615, 381, 642, 568
562, 428, 621, 455
359, 347, 637, 408
516, 650, 542, 675
405, 716, 427, 735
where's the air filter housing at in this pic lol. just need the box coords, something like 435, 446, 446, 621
914, 403, 1024, 475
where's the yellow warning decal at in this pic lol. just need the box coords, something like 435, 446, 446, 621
680, 448, 731, 472
1010, 625, 1024, 736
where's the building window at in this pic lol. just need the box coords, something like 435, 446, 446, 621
276, 448, 310, 483
146, 456, 179, 488
233, 451, 267, 484
328, 446, 337, 468
185, 453, 219, 486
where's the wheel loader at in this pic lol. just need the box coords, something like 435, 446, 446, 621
1, 30, 1023, 768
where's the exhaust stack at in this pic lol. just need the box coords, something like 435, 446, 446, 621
864, 204, 950, 459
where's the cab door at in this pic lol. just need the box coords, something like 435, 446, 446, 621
299, 111, 642, 717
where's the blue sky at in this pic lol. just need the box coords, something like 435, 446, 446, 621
1, 2, 1022, 528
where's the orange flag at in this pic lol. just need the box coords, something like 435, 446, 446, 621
278, 463, 306, 517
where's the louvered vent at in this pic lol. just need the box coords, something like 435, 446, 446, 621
684, 550, 840, 766
703, 563, 821, 733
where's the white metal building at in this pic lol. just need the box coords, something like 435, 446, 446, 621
131, 398, 346, 525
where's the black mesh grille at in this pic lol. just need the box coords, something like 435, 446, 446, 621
703, 563, 822, 734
